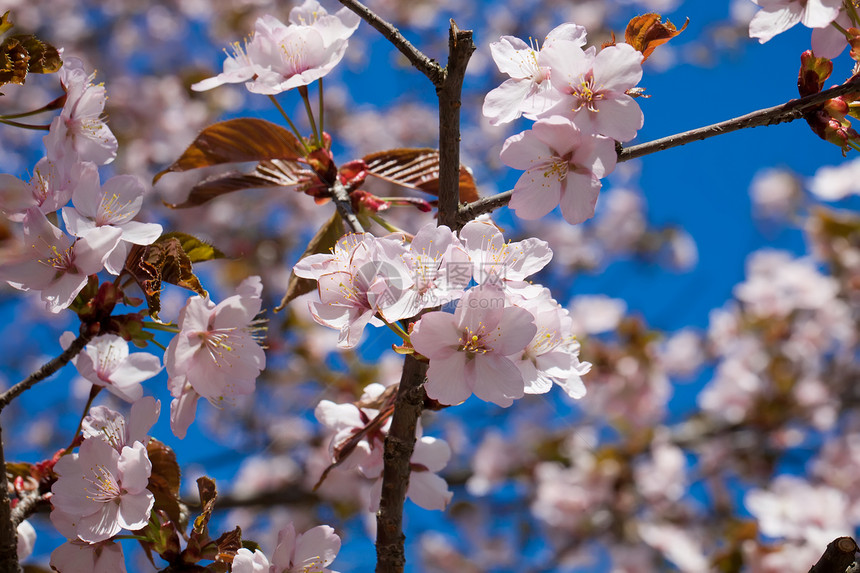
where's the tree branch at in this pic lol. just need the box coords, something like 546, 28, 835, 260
437, 21, 475, 230
331, 178, 365, 234
809, 537, 858, 573
457, 77, 860, 223
0, 426, 15, 573
375, 355, 428, 573
335, 0, 444, 84
0, 329, 94, 413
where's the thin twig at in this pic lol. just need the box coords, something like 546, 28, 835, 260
457, 77, 860, 223
0, 329, 94, 413
331, 179, 365, 233
336, 0, 444, 84
10, 491, 43, 527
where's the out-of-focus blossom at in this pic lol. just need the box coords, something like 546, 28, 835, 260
17, 520, 35, 562
567, 294, 626, 335
0, 208, 121, 313
369, 436, 454, 511
748, 0, 842, 44
51, 438, 154, 543
637, 522, 709, 572
165, 276, 266, 438
294, 233, 412, 348
657, 328, 705, 378
51, 57, 118, 165
411, 286, 537, 407
809, 157, 860, 201
61, 333, 162, 402
541, 42, 644, 141
634, 434, 687, 503
62, 173, 163, 275
749, 167, 802, 219
50, 540, 126, 573
745, 475, 852, 546
500, 116, 617, 224
733, 250, 839, 318
482, 23, 587, 125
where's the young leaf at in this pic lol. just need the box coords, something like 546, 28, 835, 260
165, 159, 313, 209
125, 236, 209, 320
193, 476, 218, 536
275, 211, 344, 312
363, 148, 479, 203
146, 439, 184, 528
153, 118, 307, 183
625, 13, 689, 61
158, 231, 225, 263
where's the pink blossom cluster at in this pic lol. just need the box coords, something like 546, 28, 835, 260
747, 0, 849, 57
192, 0, 360, 95
0, 58, 162, 313
49, 398, 161, 573
294, 220, 591, 407
232, 522, 341, 573
484, 23, 644, 224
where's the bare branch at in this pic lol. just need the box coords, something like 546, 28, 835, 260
457, 77, 860, 222
437, 21, 475, 230
375, 355, 428, 573
809, 537, 858, 573
335, 0, 443, 84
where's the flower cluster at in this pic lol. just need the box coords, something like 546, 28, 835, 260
295, 220, 590, 408
484, 23, 644, 225
192, 0, 360, 95
0, 58, 161, 313
50, 399, 160, 571
232, 522, 341, 573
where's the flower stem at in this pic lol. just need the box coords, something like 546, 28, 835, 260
0, 118, 50, 130
72, 385, 102, 441
380, 316, 410, 343
268, 95, 311, 153
831, 18, 851, 38
0, 94, 66, 119
142, 321, 179, 333
318, 78, 325, 139
298, 85, 320, 147
370, 212, 406, 234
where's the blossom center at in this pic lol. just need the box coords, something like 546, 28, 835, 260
98, 192, 135, 225
543, 157, 569, 182
571, 72, 603, 112
85, 464, 121, 502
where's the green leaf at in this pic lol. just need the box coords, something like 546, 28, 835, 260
164, 159, 312, 209
158, 231, 225, 263
153, 118, 306, 183
275, 211, 344, 312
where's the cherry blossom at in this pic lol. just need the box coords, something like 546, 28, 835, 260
0, 208, 121, 313
61, 333, 162, 402
232, 548, 271, 573
509, 288, 590, 399
293, 233, 412, 348
165, 276, 266, 438
411, 286, 537, 407
49, 540, 127, 573
81, 397, 161, 451
368, 436, 453, 511
51, 57, 118, 165
268, 523, 342, 573
62, 173, 163, 275
50, 438, 154, 543
500, 116, 617, 224
458, 219, 552, 296
748, 0, 842, 44
541, 41, 644, 141
392, 222, 470, 316
482, 23, 587, 125
0, 153, 97, 222
289, 0, 361, 45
